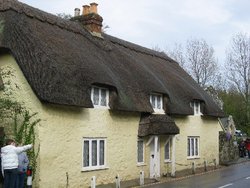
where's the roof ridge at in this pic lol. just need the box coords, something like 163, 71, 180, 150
0, 0, 176, 61
104, 33, 174, 62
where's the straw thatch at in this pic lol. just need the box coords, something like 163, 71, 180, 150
0, 0, 224, 117
139, 114, 179, 136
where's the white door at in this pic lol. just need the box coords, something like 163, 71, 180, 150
149, 136, 160, 178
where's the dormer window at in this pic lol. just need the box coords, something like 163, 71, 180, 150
91, 86, 109, 108
191, 101, 202, 115
150, 93, 164, 113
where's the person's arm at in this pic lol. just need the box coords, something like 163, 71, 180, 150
15, 144, 32, 154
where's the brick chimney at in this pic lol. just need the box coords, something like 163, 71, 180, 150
71, 2, 103, 38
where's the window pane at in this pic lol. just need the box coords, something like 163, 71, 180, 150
187, 138, 190, 156
99, 140, 105, 165
191, 138, 194, 156
195, 138, 198, 155
92, 140, 97, 166
100, 89, 107, 106
137, 140, 144, 163
151, 96, 156, 108
83, 141, 89, 167
93, 88, 99, 105
157, 96, 161, 109
165, 141, 170, 160
194, 102, 199, 114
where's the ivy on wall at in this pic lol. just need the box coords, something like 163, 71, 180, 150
0, 66, 40, 178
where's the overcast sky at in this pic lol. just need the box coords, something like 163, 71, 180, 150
19, 0, 250, 64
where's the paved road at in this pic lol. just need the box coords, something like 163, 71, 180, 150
144, 162, 250, 188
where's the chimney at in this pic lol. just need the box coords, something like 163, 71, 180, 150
82, 5, 90, 15
71, 2, 103, 38
74, 8, 80, 17
89, 3, 98, 14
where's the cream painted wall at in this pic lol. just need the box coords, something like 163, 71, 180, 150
0, 55, 148, 187
0, 54, 222, 187
173, 116, 222, 171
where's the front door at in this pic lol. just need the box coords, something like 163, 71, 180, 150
149, 136, 160, 178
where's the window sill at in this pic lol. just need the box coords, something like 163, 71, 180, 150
164, 160, 172, 163
187, 156, 200, 160
137, 163, 146, 167
93, 105, 110, 109
152, 110, 165, 114
81, 166, 109, 172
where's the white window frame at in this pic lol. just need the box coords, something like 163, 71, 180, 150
187, 136, 200, 159
91, 86, 109, 108
150, 93, 164, 114
164, 137, 171, 162
137, 139, 145, 165
191, 101, 202, 116
82, 138, 107, 171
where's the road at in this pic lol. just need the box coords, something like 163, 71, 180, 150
144, 162, 250, 188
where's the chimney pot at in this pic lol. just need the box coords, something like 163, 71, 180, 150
74, 8, 80, 17
90, 2, 98, 14
82, 5, 90, 15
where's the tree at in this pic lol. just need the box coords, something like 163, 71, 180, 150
166, 43, 186, 68
167, 38, 218, 88
56, 13, 72, 20
225, 33, 250, 126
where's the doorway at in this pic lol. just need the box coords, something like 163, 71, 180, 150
149, 136, 160, 178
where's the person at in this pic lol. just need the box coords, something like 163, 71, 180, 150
17, 150, 29, 188
239, 140, 246, 157
245, 138, 250, 159
1, 139, 32, 188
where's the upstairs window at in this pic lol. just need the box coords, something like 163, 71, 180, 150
91, 86, 109, 108
150, 93, 164, 113
191, 101, 202, 115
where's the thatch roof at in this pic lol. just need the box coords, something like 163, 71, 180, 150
0, 0, 224, 117
139, 114, 179, 137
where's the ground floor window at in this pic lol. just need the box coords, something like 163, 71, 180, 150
164, 138, 171, 162
187, 136, 200, 158
82, 138, 106, 170
137, 139, 144, 164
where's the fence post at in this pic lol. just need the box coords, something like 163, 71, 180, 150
204, 160, 207, 172
91, 176, 96, 188
213, 159, 217, 169
140, 170, 144, 186
115, 175, 120, 188
192, 161, 196, 174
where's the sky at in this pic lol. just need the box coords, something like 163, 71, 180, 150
18, 0, 250, 64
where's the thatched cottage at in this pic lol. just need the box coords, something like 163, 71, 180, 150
0, 0, 224, 187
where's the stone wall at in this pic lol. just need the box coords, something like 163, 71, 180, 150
219, 131, 238, 164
